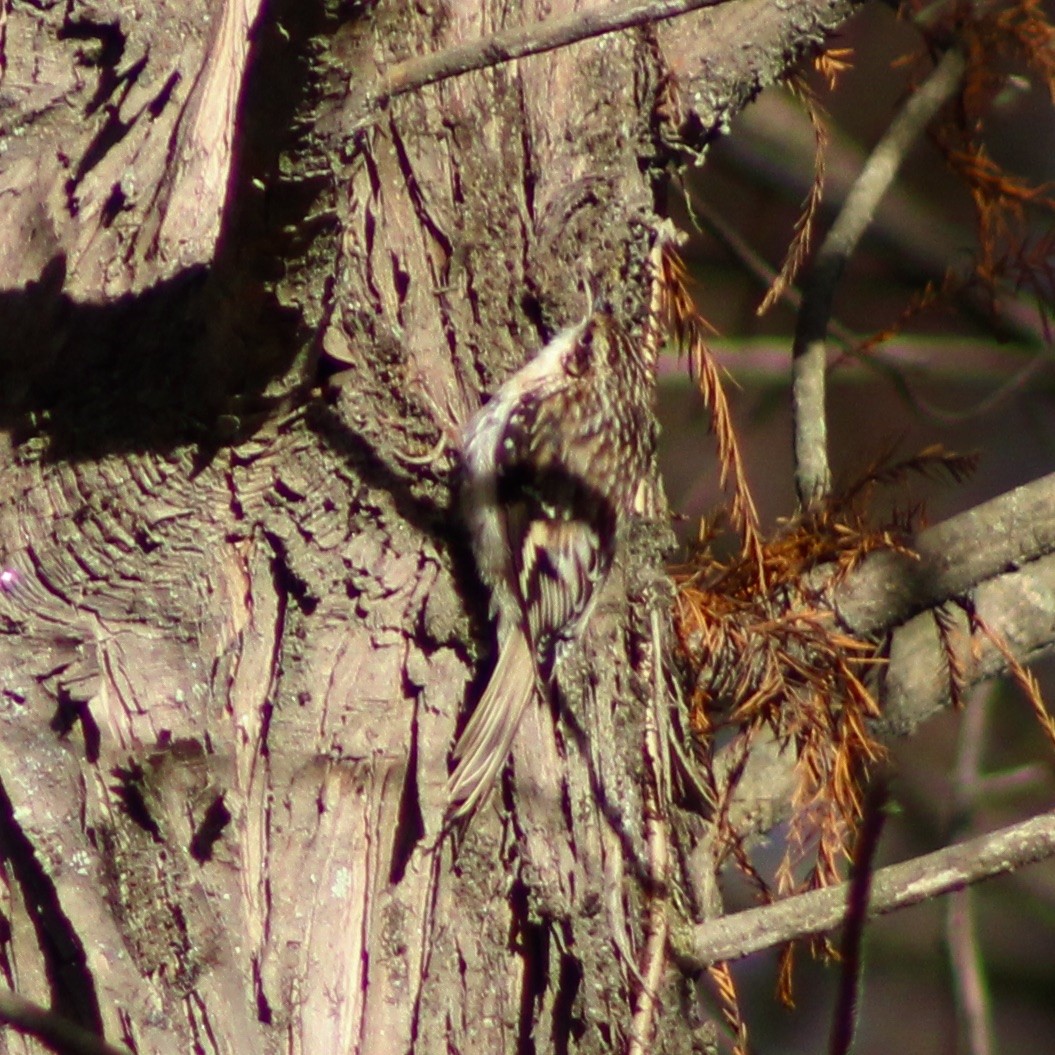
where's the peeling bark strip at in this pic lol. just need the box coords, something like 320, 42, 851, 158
0, 2, 872, 1054
0, 0, 263, 298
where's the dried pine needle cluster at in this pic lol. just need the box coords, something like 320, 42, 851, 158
675, 474, 936, 896
864, 0, 1055, 350
656, 245, 983, 896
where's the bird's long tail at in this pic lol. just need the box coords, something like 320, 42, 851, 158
446, 623, 535, 821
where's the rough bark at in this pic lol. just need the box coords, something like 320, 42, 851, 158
1, 2, 966, 1054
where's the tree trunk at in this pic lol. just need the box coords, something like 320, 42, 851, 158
0, 2, 864, 1053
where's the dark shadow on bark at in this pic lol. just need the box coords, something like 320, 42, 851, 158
0, 3, 349, 463
0, 260, 211, 457
0, 776, 104, 1036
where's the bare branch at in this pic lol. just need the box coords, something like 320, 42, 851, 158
675, 808, 1055, 969
710, 472, 1055, 852
947, 887, 994, 1055
829, 469, 1055, 640
946, 693, 995, 1055
828, 775, 890, 1055
0, 991, 131, 1055
379, 0, 731, 102
791, 46, 967, 508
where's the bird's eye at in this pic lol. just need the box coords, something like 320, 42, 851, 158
565, 328, 593, 378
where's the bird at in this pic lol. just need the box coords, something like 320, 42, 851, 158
446, 306, 656, 820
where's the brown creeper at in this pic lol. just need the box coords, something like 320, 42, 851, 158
446, 309, 656, 820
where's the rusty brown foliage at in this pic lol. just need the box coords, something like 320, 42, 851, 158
963, 598, 1055, 752
757, 46, 853, 317
651, 1, 1055, 1040
668, 444, 994, 1021
870, 0, 1055, 346
707, 960, 750, 1055
655, 245, 765, 569
757, 75, 831, 317
674, 447, 980, 899
658, 242, 985, 908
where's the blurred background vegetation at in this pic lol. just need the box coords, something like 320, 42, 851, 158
655, 4, 1055, 1051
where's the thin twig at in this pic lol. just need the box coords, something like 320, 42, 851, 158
902, 351, 1051, 425
378, 0, 730, 103
828, 774, 890, 1055
687, 189, 860, 347
791, 46, 967, 509
946, 691, 995, 1055
673, 807, 1055, 968
947, 889, 993, 1055
0, 991, 132, 1055
627, 608, 672, 1055
975, 763, 1049, 801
